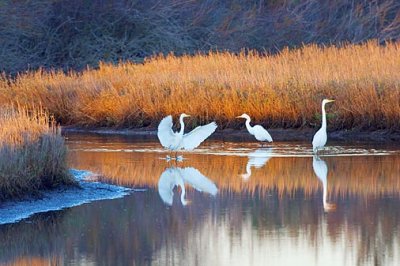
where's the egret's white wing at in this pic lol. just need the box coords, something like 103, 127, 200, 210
182, 122, 217, 150
312, 128, 327, 150
180, 167, 218, 196
253, 125, 273, 142
312, 155, 328, 184
157, 115, 175, 149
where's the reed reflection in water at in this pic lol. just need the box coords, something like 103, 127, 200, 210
67, 139, 400, 199
1, 135, 400, 265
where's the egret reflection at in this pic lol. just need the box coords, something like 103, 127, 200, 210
241, 148, 273, 180
158, 167, 218, 206
312, 155, 336, 212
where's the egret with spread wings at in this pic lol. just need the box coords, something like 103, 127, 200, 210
157, 113, 217, 159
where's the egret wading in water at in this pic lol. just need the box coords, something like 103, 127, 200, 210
312, 99, 335, 154
236, 114, 273, 145
157, 113, 217, 160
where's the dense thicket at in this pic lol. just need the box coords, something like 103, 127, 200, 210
1, 0, 399, 74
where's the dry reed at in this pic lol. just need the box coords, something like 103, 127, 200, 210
1, 41, 400, 131
0, 107, 74, 201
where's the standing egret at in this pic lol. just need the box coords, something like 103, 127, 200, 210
312, 99, 335, 154
157, 113, 217, 159
236, 114, 273, 144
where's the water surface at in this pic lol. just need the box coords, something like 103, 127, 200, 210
1, 135, 400, 266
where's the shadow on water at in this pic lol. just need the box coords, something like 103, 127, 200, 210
1, 135, 400, 265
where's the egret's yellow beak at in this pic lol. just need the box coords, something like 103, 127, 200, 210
236, 116, 242, 118
327, 99, 335, 103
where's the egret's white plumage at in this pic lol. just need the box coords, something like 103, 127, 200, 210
236, 114, 273, 143
312, 99, 335, 153
157, 113, 217, 153
157, 167, 218, 206
312, 155, 336, 212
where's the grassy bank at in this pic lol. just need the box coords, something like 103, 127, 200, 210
0, 107, 74, 201
1, 41, 400, 131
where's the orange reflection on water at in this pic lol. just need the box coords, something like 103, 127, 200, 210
2, 136, 400, 266
68, 144, 400, 199
2, 256, 62, 266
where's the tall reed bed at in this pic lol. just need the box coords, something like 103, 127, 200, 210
0, 107, 74, 201
1, 41, 399, 130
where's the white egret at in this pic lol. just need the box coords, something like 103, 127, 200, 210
312, 99, 335, 153
236, 114, 273, 144
158, 167, 218, 206
312, 155, 336, 212
157, 113, 217, 159
241, 148, 273, 180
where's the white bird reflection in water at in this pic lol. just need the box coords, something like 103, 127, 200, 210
241, 148, 273, 180
158, 167, 218, 206
312, 155, 336, 212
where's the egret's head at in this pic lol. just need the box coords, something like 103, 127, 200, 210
180, 113, 191, 119
322, 99, 335, 105
236, 113, 250, 120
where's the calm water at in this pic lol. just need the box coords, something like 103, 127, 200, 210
1, 134, 400, 266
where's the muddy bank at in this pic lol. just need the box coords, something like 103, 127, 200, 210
62, 126, 400, 142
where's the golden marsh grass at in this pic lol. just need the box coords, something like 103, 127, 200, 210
1, 41, 400, 130
0, 107, 74, 201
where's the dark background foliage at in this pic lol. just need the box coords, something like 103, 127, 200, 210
1, 0, 399, 74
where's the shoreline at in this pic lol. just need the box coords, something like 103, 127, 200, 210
62, 126, 400, 142
0, 169, 132, 225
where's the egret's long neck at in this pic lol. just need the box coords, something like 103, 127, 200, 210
179, 116, 185, 135
245, 117, 254, 134
321, 103, 327, 130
